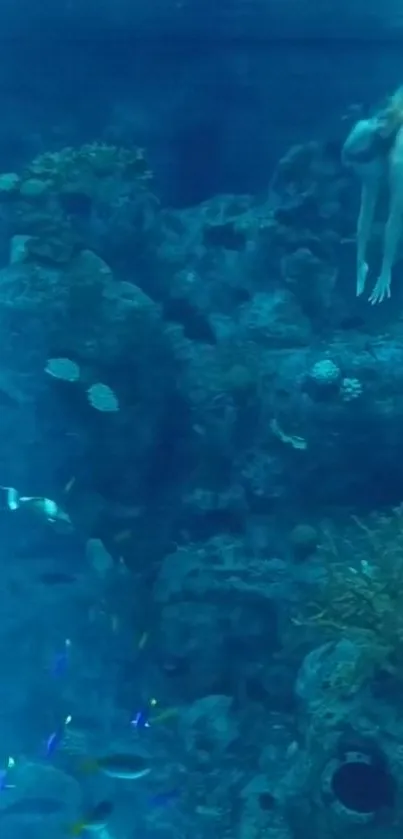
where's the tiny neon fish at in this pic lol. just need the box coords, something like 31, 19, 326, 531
131, 696, 157, 730
131, 708, 151, 730
45, 715, 72, 757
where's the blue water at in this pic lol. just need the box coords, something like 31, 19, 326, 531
0, 3, 401, 839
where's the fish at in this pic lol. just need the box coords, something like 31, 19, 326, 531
0, 758, 16, 792
81, 753, 151, 780
70, 800, 114, 836
45, 715, 72, 757
19, 497, 72, 529
64, 476, 76, 494
45, 357, 80, 382
150, 707, 179, 725
87, 382, 119, 413
0, 771, 14, 792
130, 695, 157, 729
130, 708, 151, 730
46, 729, 62, 756
0, 487, 72, 530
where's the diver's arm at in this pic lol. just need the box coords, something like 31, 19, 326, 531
370, 126, 403, 303
356, 165, 382, 296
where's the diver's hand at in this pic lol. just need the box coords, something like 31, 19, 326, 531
369, 273, 391, 304
357, 261, 368, 296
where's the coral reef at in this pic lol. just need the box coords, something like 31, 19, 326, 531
294, 509, 403, 690
0, 143, 153, 266
2, 124, 403, 839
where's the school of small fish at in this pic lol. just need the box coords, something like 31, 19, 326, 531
0, 640, 178, 835
0, 355, 178, 836
0, 495, 181, 837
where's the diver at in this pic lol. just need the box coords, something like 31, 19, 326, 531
342, 86, 403, 304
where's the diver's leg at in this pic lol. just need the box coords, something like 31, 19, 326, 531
356, 174, 381, 296
370, 127, 403, 303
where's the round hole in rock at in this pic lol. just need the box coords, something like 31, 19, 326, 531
331, 760, 396, 814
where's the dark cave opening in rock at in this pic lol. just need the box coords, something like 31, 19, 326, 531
331, 760, 396, 814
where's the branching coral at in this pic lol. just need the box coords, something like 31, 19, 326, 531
0, 142, 153, 266
296, 507, 403, 684
24, 142, 151, 197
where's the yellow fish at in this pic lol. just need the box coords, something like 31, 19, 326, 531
151, 707, 179, 725
70, 800, 114, 835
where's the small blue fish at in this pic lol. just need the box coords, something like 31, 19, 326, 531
130, 697, 158, 730
0, 759, 15, 792
46, 731, 60, 757
45, 715, 71, 757
130, 709, 150, 730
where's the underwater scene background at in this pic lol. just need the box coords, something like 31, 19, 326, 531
2, 1, 403, 838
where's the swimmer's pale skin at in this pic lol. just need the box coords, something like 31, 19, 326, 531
356, 158, 384, 297
343, 108, 403, 303
371, 124, 403, 303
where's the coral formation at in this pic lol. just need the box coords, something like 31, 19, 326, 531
2, 119, 403, 839
0, 143, 153, 266
296, 508, 403, 688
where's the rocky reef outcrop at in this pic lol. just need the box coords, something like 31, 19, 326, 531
0, 132, 403, 839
